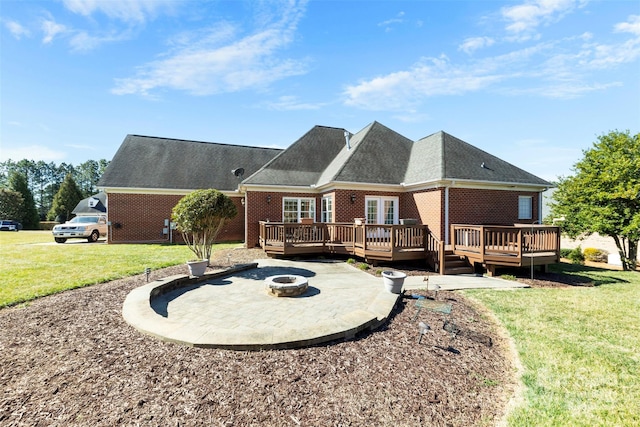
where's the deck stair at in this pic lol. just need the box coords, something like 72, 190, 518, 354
443, 251, 474, 275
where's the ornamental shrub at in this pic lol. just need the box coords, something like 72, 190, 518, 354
171, 189, 238, 264
568, 246, 585, 264
583, 247, 608, 263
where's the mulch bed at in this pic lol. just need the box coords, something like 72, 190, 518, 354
2, 249, 519, 426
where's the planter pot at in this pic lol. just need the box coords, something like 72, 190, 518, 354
187, 260, 208, 277
382, 270, 407, 294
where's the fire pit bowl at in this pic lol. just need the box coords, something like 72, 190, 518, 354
265, 275, 309, 297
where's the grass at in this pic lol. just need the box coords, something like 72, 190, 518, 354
2, 232, 639, 425
465, 264, 640, 426
0, 231, 240, 308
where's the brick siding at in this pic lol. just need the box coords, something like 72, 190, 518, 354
107, 193, 244, 244
448, 188, 539, 227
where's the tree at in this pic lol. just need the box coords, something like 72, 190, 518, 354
0, 189, 24, 220
48, 174, 84, 222
8, 172, 39, 229
551, 130, 639, 271
171, 189, 238, 264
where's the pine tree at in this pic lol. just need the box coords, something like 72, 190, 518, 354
48, 174, 84, 222
8, 171, 40, 229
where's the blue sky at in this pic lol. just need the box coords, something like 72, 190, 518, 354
1, 0, 639, 182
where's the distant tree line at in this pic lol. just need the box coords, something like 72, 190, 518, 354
0, 159, 109, 229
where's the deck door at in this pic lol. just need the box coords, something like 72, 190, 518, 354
365, 197, 398, 225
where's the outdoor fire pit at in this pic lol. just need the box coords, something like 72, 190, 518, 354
265, 275, 309, 297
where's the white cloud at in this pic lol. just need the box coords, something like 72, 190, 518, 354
41, 19, 67, 44
4, 20, 30, 39
62, 0, 175, 23
614, 14, 640, 36
113, 1, 309, 96
344, 9, 640, 110
266, 96, 325, 111
0, 145, 66, 162
344, 54, 512, 110
501, 0, 586, 36
69, 29, 133, 52
378, 12, 405, 32
459, 36, 495, 54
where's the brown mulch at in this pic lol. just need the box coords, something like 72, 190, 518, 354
1, 249, 520, 426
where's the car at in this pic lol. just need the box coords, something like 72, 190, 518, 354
0, 220, 21, 231
52, 215, 108, 243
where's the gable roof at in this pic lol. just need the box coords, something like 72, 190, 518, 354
405, 131, 551, 186
72, 192, 107, 215
98, 135, 283, 191
246, 122, 550, 189
245, 121, 414, 187
242, 126, 347, 186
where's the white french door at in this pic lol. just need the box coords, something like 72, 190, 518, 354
365, 196, 398, 225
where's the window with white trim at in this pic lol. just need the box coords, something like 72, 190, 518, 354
283, 197, 316, 223
321, 196, 333, 223
518, 196, 533, 220
365, 196, 399, 224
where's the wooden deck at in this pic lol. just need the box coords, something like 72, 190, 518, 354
450, 224, 561, 275
259, 221, 560, 275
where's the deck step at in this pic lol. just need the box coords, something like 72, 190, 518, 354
442, 251, 474, 275
444, 266, 475, 275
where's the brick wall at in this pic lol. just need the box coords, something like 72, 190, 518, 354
233, 187, 540, 248
107, 193, 245, 244
407, 188, 445, 240
448, 188, 539, 226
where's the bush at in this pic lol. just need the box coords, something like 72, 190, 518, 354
568, 246, 585, 264
583, 247, 608, 263
560, 248, 572, 258
171, 189, 237, 263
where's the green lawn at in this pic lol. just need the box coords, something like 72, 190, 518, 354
465, 264, 640, 426
3, 232, 639, 425
0, 230, 240, 307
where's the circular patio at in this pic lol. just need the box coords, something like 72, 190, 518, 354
122, 259, 399, 350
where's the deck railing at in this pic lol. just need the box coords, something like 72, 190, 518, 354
259, 222, 560, 272
259, 222, 429, 260
450, 224, 560, 263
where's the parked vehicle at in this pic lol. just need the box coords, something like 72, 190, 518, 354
52, 215, 107, 243
0, 220, 21, 231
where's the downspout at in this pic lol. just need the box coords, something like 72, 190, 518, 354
444, 186, 450, 244
538, 191, 544, 222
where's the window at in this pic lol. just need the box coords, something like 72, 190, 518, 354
321, 196, 333, 223
365, 196, 398, 224
283, 197, 316, 223
518, 196, 532, 220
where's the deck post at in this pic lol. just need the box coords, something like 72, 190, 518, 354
517, 229, 522, 258
439, 241, 446, 274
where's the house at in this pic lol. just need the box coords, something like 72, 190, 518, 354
72, 192, 107, 216
99, 122, 558, 274
98, 135, 283, 243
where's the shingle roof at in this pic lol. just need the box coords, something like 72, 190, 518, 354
320, 121, 413, 185
101, 126, 550, 193
247, 122, 414, 187
242, 126, 347, 186
72, 192, 107, 214
405, 131, 551, 186
98, 135, 283, 191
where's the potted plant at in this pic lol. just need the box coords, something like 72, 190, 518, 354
171, 189, 238, 276
381, 270, 407, 294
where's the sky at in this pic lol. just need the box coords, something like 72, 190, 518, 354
1, 0, 639, 182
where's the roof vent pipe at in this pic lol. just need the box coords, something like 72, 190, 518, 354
344, 131, 351, 150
